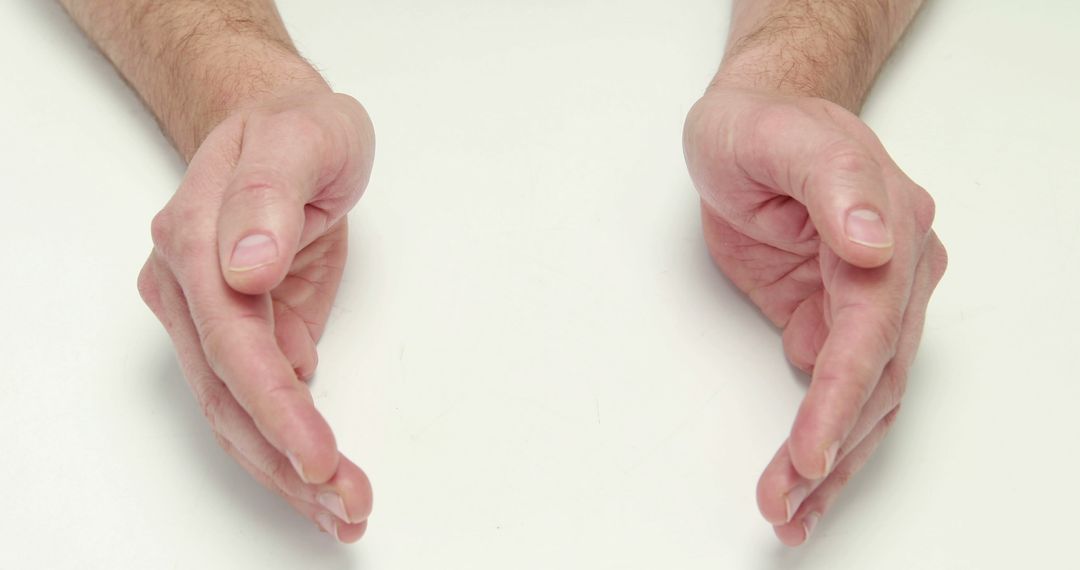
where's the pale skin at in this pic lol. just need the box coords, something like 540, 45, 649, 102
686, 0, 947, 546
62, 0, 944, 547
60, 0, 376, 542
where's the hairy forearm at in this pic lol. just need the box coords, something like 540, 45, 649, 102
716, 0, 924, 111
60, 0, 328, 160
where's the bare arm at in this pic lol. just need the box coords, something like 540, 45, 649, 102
59, 0, 327, 159
719, 0, 924, 111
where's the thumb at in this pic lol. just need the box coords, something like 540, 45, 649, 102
800, 145, 896, 268
730, 102, 897, 268
217, 118, 335, 295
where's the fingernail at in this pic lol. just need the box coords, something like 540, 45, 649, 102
286, 450, 309, 484
229, 233, 278, 270
803, 512, 821, 540
845, 209, 892, 248
316, 512, 339, 541
318, 491, 351, 523
785, 485, 810, 522
823, 441, 840, 476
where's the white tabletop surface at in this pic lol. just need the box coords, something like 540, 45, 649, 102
2, 1, 1078, 568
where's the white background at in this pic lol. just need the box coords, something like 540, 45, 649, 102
2, 1, 1078, 568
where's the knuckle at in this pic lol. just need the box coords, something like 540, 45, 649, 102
165, 206, 213, 261
929, 235, 949, 283
911, 185, 937, 234
882, 367, 909, 407
832, 465, 854, 488
683, 98, 716, 142
334, 92, 375, 141
823, 311, 902, 398
683, 100, 731, 184
877, 304, 905, 345
224, 169, 305, 211
227, 179, 284, 207
842, 303, 903, 357
198, 314, 271, 372
173, 234, 201, 260
197, 316, 237, 372
782, 329, 817, 374
682, 101, 705, 149
806, 143, 882, 204
881, 405, 902, 429
136, 261, 161, 313
150, 210, 172, 251
819, 144, 877, 178
294, 355, 317, 382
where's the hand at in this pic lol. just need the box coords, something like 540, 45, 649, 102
137, 89, 376, 542
683, 85, 947, 545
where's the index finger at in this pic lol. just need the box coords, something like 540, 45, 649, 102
786, 244, 917, 480
155, 203, 340, 486
192, 276, 341, 484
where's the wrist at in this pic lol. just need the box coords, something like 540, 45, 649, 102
709, 47, 864, 111
155, 36, 329, 160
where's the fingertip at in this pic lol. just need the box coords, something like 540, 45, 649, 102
773, 521, 807, 547
229, 233, 278, 271
757, 461, 803, 525
774, 511, 820, 546
756, 477, 789, 526
223, 233, 289, 294
336, 519, 369, 543
310, 509, 367, 543
279, 413, 340, 485
315, 511, 340, 541
822, 441, 840, 476
210, 322, 339, 486
292, 440, 341, 486
803, 512, 821, 541
781, 328, 817, 375
839, 208, 895, 268
335, 456, 375, 523
787, 434, 831, 481
317, 456, 374, 525
313, 457, 372, 543
276, 308, 319, 381
295, 352, 318, 382
286, 445, 335, 486
845, 208, 892, 249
